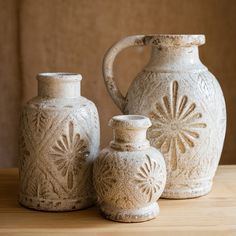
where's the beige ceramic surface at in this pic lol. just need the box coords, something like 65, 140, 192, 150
19, 72, 100, 211
93, 115, 166, 222
103, 34, 226, 199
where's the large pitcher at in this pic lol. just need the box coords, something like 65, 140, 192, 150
103, 34, 226, 199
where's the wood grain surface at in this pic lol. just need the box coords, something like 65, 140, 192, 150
0, 0, 236, 166
0, 166, 235, 235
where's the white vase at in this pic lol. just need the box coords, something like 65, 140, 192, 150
103, 34, 226, 199
93, 115, 166, 222
19, 72, 100, 211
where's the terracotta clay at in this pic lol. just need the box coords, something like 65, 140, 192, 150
93, 115, 166, 222
103, 34, 226, 199
19, 72, 100, 211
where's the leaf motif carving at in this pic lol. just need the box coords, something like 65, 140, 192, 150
31, 108, 48, 133
25, 168, 59, 199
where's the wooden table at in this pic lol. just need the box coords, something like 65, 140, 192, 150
0, 166, 235, 236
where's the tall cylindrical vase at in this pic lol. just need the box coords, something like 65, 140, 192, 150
19, 72, 100, 211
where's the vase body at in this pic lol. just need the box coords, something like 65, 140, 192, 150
103, 35, 226, 199
93, 115, 166, 222
19, 73, 100, 211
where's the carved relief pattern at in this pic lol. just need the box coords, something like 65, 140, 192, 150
93, 152, 117, 199
19, 111, 32, 179
25, 167, 59, 199
31, 105, 48, 133
19, 100, 99, 210
110, 191, 136, 209
94, 150, 166, 210
19, 132, 30, 174
125, 71, 161, 113
94, 151, 142, 209
51, 121, 89, 189
134, 155, 164, 202
148, 81, 207, 171
120, 48, 226, 199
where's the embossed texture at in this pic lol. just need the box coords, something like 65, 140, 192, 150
148, 81, 207, 171
103, 34, 226, 199
93, 115, 166, 222
19, 73, 100, 211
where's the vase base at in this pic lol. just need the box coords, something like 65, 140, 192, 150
100, 202, 159, 223
19, 194, 95, 211
161, 180, 213, 199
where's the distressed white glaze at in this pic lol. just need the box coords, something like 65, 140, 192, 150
19, 72, 100, 211
93, 115, 166, 222
103, 34, 226, 199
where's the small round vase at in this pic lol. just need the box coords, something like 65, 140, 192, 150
93, 115, 166, 223
19, 72, 100, 211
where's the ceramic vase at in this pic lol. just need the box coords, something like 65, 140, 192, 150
19, 72, 100, 211
93, 115, 166, 222
103, 34, 226, 199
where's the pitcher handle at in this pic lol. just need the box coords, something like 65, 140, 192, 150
103, 35, 152, 113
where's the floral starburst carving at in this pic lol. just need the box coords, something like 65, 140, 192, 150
51, 121, 88, 189
148, 81, 207, 171
93, 153, 116, 198
134, 155, 164, 202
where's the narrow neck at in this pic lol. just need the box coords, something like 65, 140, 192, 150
37, 73, 81, 99
110, 128, 150, 151
145, 46, 206, 72
38, 80, 81, 98
109, 115, 152, 151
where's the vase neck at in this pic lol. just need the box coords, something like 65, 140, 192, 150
145, 45, 206, 72
109, 115, 151, 151
37, 73, 82, 99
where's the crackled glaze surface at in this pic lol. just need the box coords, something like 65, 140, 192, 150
103, 34, 226, 199
93, 115, 166, 222
19, 73, 100, 211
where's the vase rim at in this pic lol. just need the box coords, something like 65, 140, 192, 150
144, 34, 205, 47
37, 72, 82, 82
109, 115, 152, 129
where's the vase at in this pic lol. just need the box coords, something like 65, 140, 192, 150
19, 72, 100, 211
103, 34, 226, 199
93, 115, 166, 222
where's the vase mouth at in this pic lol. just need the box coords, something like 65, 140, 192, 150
144, 34, 205, 47
37, 72, 82, 82
37, 72, 82, 98
109, 115, 152, 129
